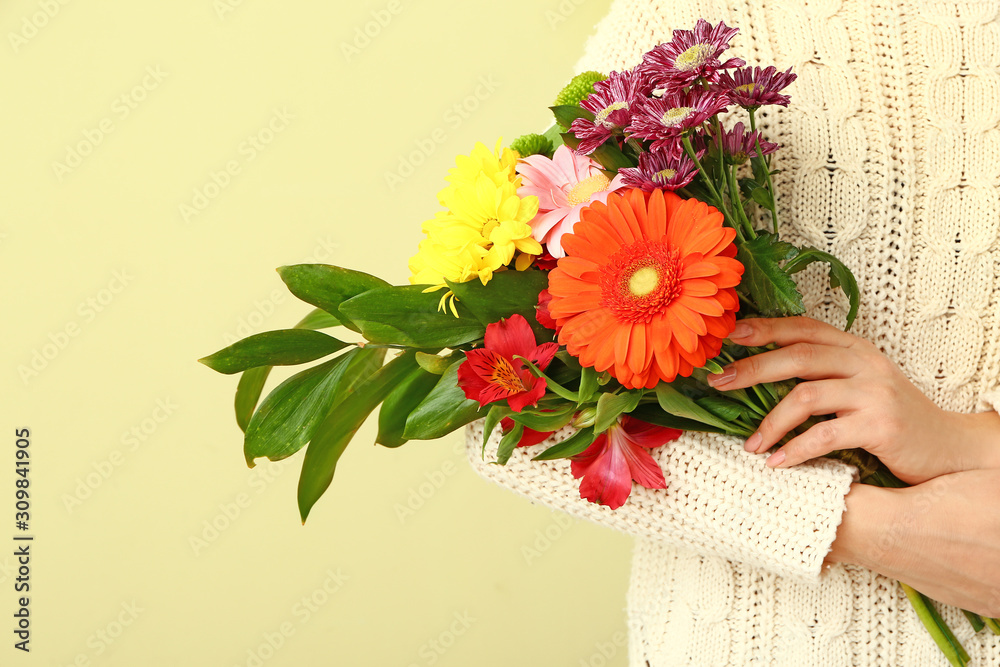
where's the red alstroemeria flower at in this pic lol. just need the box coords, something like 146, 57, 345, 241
536, 289, 558, 331
457, 314, 559, 412
570, 415, 683, 509
500, 417, 553, 448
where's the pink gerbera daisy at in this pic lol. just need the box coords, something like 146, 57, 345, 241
571, 415, 683, 509
516, 145, 627, 258
619, 149, 700, 192
717, 65, 797, 109
570, 69, 650, 155
627, 90, 728, 156
640, 19, 746, 93
716, 121, 779, 164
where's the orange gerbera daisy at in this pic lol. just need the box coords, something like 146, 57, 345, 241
547, 188, 744, 389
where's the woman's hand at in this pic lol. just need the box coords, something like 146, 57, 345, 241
828, 472, 1000, 617
706, 316, 1000, 484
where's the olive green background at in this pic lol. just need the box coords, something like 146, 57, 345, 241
2, 1, 636, 665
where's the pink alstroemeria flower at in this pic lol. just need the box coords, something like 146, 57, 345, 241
571, 416, 683, 509
457, 314, 559, 412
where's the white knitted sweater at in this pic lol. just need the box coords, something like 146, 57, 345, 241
466, 0, 1000, 664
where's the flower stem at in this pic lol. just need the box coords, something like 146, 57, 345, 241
748, 108, 780, 235
962, 610, 985, 633
985, 617, 1000, 635
681, 135, 739, 238
727, 163, 757, 239
901, 584, 970, 667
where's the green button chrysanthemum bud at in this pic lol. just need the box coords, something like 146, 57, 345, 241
510, 133, 554, 159
554, 70, 607, 109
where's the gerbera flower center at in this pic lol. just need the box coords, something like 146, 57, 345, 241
675, 43, 715, 71
489, 356, 526, 394
660, 106, 694, 128
600, 240, 683, 323
567, 173, 612, 206
595, 101, 629, 128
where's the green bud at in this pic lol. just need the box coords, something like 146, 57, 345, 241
572, 407, 597, 429
510, 133, 555, 159
554, 71, 607, 108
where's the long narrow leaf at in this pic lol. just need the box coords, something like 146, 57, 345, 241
297, 352, 418, 522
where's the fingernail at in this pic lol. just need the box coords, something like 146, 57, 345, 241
744, 432, 762, 452
707, 366, 736, 387
730, 322, 752, 340
766, 450, 786, 468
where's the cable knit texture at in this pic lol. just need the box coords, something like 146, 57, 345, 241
466, 0, 1000, 664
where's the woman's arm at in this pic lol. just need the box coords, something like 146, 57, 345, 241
827, 472, 1000, 617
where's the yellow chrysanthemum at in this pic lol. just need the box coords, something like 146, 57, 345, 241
409, 139, 542, 313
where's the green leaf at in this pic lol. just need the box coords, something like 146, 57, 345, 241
696, 396, 750, 422
376, 362, 441, 448
276, 264, 390, 333
541, 123, 565, 152
560, 132, 582, 151
199, 329, 350, 375
509, 404, 575, 432
297, 351, 418, 522
594, 390, 643, 433
482, 404, 513, 456
591, 139, 636, 171
232, 308, 345, 433
446, 270, 551, 340
655, 384, 746, 434
403, 358, 484, 440
750, 187, 774, 211
244, 351, 364, 466
495, 421, 524, 465
629, 404, 726, 433
340, 285, 485, 347
550, 104, 595, 129
415, 351, 450, 375
735, 233, 805, 318
235, 366, 271, 433
295, 308, 342, 329
782, 247, 861, 330
532, 427, 596, 461
577, 366, 599, 404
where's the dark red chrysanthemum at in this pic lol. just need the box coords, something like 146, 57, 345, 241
535, 289, 558, 330
639, 19, 746, 93
570, 69, 650, 155
717, 65, 797, 109
620, 149, 700, 192
716, 121, 778, 164
627, 90, 729, 156
457, 314, 559, 412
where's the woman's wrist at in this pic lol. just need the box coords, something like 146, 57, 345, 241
951, 410, 1000, 473
825, 482, 895, 569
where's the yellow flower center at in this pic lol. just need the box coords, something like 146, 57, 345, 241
660, 107, 694, 128
675, 43, 715, 71
595, 101, 629, 128
628, 266, 660, 296
654, 168, 677, 183
567, 173, 612, 206
734, 83, 760, 95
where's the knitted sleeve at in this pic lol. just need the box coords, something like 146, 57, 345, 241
466, 422, 856, 582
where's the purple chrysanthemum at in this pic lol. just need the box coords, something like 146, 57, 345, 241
570, 69, 650, 155
639, 19, 746, 93
626, 90, 729, 156
619, 150, 700, 192
717, 65, 797, 108
716, 121, 779, 164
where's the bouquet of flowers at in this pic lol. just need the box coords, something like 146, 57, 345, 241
200, 19, 996, 665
